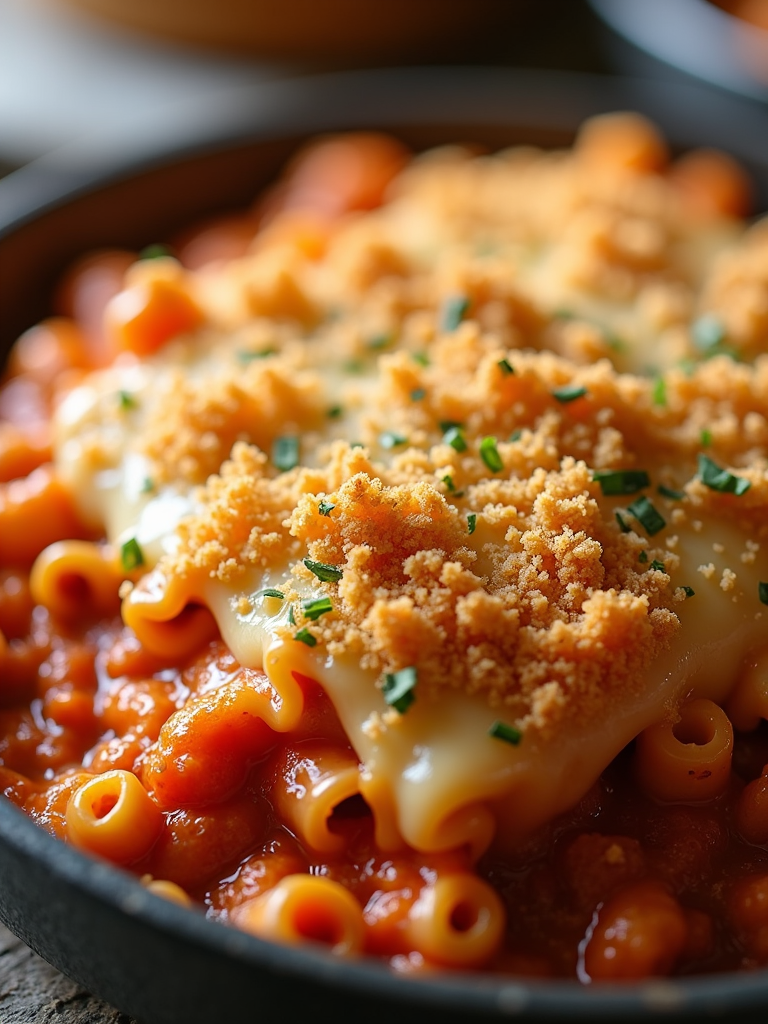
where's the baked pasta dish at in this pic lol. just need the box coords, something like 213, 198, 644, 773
2, 115, 768, 981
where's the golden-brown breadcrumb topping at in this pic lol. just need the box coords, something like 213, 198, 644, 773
87, 121, 768, 738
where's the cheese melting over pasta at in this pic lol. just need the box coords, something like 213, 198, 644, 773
54, 136, 768, 854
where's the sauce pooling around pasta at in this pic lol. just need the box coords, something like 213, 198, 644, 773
2, 116, 768, 981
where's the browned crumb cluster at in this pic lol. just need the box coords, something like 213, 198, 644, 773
121, 122, 768, 738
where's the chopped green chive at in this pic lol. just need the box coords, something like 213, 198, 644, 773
439, 420, 463, 433
700, 427, 712, 447
412, 351, 430, 367
681, 586, 696, 598
592, 469, 650, 496
442, 474, 456, 494
118, 390, 137, 410
301, 596, 333, 621
489, 720, 522, 745
602, 330, 625, 352
497, 358, 515, 376
627, 496, 666, 536
697, 454, 751, 496
367, 333, 392, 351
294, 627, 317, 647
382, 666, 417, 714
759, 582, 768, 606
552, 384, 588, 403
258, 588, 284, 600
327, 405, 343, 419
350, 441, 364, 449
508, 428, 523, 443
139, 243, 173, 260
410, 387, 426, 401
615, 511, 631, 533
318, 500, 335, 516
467, 513, 477, 535
652, 377, 667, 407
140, 477, 154, 494
120, 537, 144, 572
237, 347, 277, 363
343, 358, 365, 374
440, 295, 470, 332
303, 558, 343, 583
288, 604, 296, 625
479, 436, 503, 473
639, 550, 648, 563
692, 314, 726, 352
657, 484, 685, 501
650, 559, 666, 572
443, 425, 468, 452
272, 435, 299, 472
380, 430, 407, 449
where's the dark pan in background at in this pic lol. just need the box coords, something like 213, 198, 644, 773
1, 67, 768, 1024
589, 0, 768, 102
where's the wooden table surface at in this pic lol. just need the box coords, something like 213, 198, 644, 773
0, 922, 136, 1024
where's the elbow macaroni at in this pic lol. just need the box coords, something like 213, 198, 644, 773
2, 116, 768, 978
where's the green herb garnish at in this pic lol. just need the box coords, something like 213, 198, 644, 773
509, 429, 523, 443
140, 477, 154, 494
697, 454, 751, 496
652, 377, 667, 407
120, 538, 144, 572
657, 484, 685, 501
443, 425, 467, 452
681, 586, 696, 598
650, 559, 666, 572
237, 347, 277, 363
303, 558, 343, 583
467, 513, 477, 535
442, 474, 457, 494
288, 604, 296, 625
301, 597, 333, 621
627, 496, 666, 535
118, 390, 137, 410
327, 405, 343, 419
615, 511, 631, 533
343, 358, 365, 374
139, 243, 173, 260
552, 384, 588, 403
380, 431, 407, 449
592, 469, 650, 496
318, 500, 336, 516
759, 582, 768, 606
692, 314, 726, 352
412, 351, 430, 367
440, 295, 470, 332
497, 358, 515, 376
294, 627, 317, 647
382, 666, 417, 714
700, 428, 712, 447
367, 333, 392, 351
272, 435, 300, 472
258, 588, 284, 600
410, 387, 426, 401
479, 436, 503, 473
639, 550, 648, 563
489, 720, 522, 745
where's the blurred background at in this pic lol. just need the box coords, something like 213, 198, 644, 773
1, 0, 766, 183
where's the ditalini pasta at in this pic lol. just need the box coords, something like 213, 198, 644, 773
2, 116, 768, 980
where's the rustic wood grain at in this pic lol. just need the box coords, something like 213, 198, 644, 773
0, 922, 138, 1024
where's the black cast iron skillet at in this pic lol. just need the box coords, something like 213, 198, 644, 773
1, 67, 768, 1024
